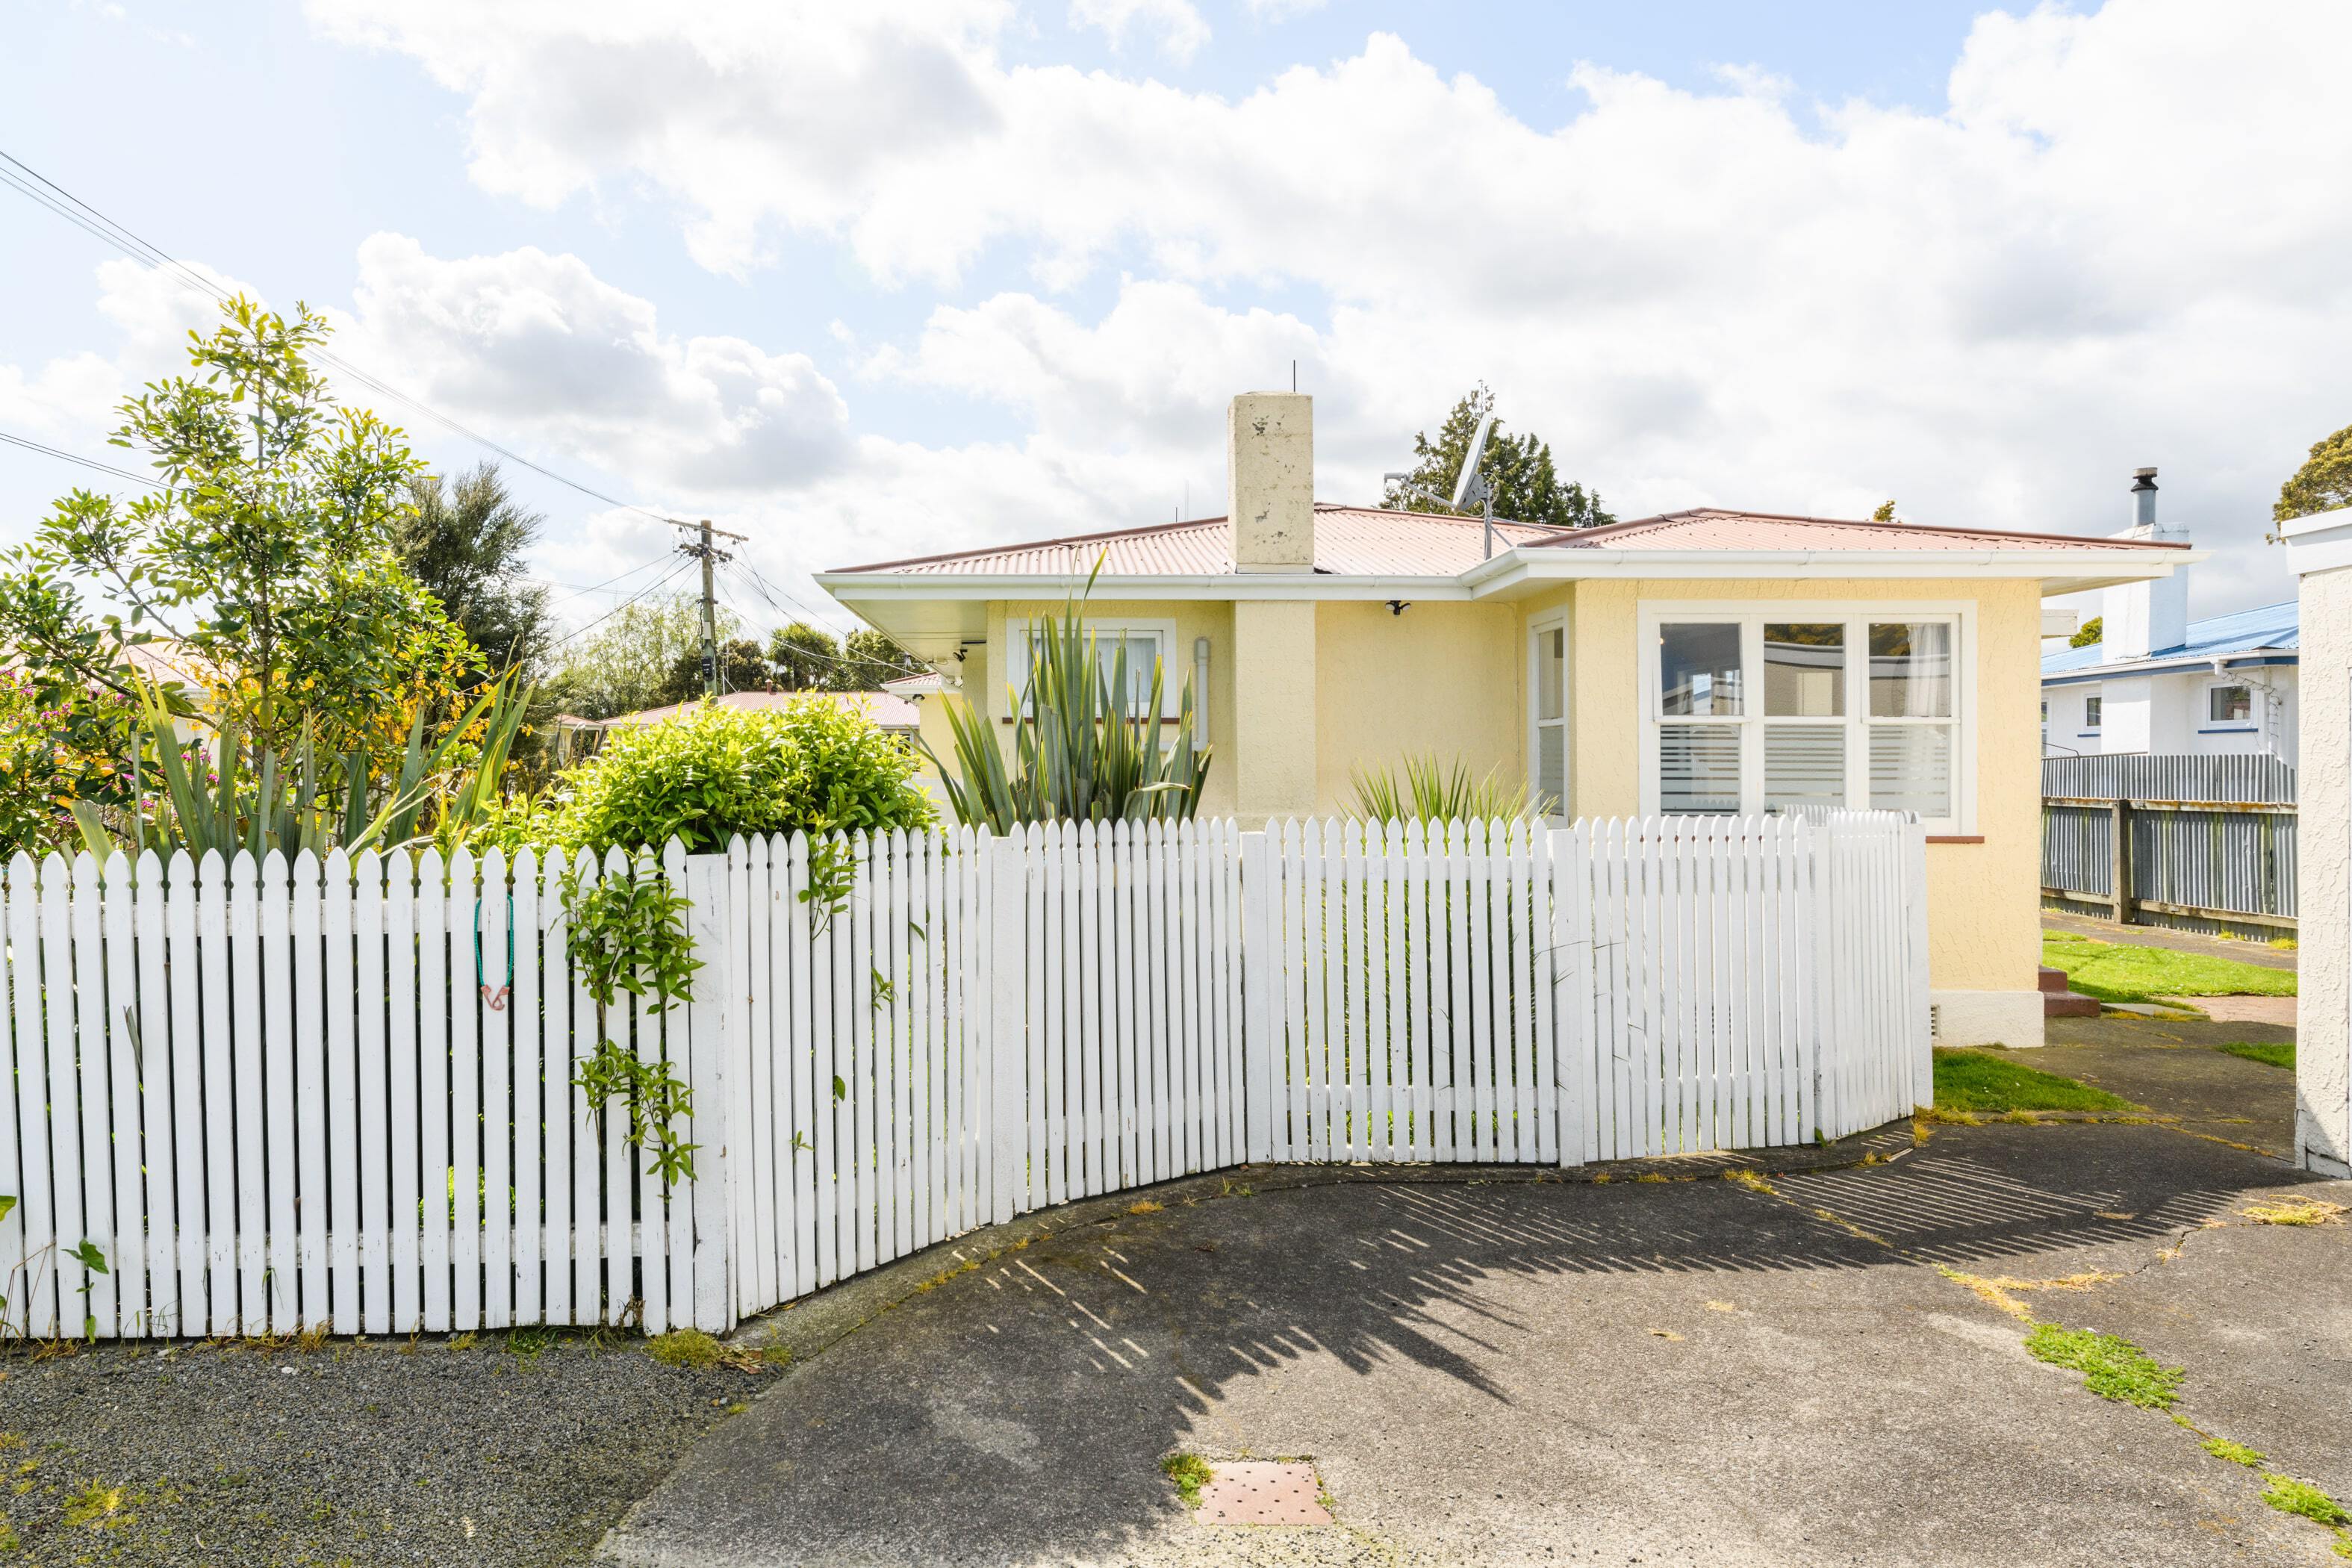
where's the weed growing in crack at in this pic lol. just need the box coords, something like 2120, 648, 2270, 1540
2202, 1437, 2266, 1467
1162, 1452, 1214, 1508
2024, 1323, 2183, 1409
2241, 1198, 2345, 1228
645, 1328, 721, 1371
2260, 1473, 2350, 1528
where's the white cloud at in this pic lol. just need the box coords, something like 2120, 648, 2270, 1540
1068, 0, 1209, 62
339, 234, 853, 493
125, 0, 2352, 620
0, 257, 258, 442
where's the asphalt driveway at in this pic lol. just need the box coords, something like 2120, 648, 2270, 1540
601, 1125, 2352, 1568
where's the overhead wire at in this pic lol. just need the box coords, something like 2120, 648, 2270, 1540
0, 428, 162, 489
0, 149, 695, 533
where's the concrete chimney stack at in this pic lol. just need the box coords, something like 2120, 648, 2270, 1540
2103, 466, 2189, 660
1228, 391, 1315, 573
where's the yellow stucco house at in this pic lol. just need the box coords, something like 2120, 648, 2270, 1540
818, 392, 2194, 1050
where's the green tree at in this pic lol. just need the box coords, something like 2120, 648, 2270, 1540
1384, 385, 1613, 529
770, 621, 841, 690
660, 636, 773, 702
2275, 423, 2352, 522
2071, 615, 2103, 649
1870, 500, 1900, 523
393, 462, 553, 681
0, 296, 473, 771
830, 628, 923, 691
547, 592, 740, 721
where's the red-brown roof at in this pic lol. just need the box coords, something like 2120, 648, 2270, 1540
1532, 508, 2193, 554
830, 505, 1569, 578
576, 689, 921, 731
831, 503, 2183, 579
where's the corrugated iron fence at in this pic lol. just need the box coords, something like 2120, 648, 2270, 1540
2042, 753, 2296, 804
2042, 796, 2297, 932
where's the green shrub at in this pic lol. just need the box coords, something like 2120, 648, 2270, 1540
1351, 754, 1539, 823
494, 700, 933, 856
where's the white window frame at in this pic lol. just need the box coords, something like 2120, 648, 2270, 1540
1527, 613, 1569, 821
2201, 680, 2255, 731
1636, 600, 1976, 834
1001, 616, 1183, 722
2082, 694, 2102, 733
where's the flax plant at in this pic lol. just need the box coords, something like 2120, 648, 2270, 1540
1348, 753, 1543, 824
925, 588, 1211, 832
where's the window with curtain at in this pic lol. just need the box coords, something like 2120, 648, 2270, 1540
1007, 620, 1177, 719
1649, 609, 1965, 827
1531, 623, 1568, 815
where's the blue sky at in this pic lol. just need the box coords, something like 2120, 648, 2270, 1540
2, 1, 2344, 629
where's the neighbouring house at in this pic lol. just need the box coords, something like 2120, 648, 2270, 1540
2040, 469, 2297, 763
817, 391, 2197, 1048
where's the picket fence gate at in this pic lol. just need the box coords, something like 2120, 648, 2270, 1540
0, 812, 1928, 1341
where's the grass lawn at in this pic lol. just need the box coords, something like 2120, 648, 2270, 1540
2215, 1039, 2295, 1071
1932, 1048, 2138, 1115
2041, 930, 2297, 1004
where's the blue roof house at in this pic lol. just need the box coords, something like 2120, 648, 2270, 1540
2041, 472, 2296, 762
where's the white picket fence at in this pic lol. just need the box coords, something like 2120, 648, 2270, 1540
0, 812, 1929, 1341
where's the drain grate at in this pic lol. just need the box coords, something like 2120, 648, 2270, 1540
1196, 1460, 1331, 1526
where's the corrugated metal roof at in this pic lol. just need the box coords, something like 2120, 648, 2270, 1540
835, 503, 2185, 579
832, 505, 1568, 577
2041, 600, 2297, 676
1535, 508, 2190, 554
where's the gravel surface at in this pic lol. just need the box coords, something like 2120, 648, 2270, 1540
0, 1329, 765, 1566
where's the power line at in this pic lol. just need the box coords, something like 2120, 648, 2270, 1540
0, 148, 697, 533
0, 428, 164, 489
542, 557, 697, 654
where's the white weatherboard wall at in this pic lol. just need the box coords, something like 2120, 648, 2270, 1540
0, 813, 1928, 1341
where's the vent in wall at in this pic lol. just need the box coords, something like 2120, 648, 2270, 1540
1929, 1002, 1943, 1042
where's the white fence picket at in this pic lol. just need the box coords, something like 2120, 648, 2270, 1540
0, 811, 1926, 1343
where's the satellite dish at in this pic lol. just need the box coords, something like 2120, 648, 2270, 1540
1451, 412, 1497, 509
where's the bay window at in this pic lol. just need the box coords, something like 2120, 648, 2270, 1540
1644, 606, 1969, 830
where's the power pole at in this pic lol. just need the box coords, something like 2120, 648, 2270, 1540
668, 517, 747, 701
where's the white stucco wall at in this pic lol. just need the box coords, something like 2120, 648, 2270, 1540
2291, 551, 2351, 1176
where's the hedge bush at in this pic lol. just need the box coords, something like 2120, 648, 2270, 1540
473, 700, 933, 856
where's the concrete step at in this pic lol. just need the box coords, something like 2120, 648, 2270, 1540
2044, 989, 2102, 1018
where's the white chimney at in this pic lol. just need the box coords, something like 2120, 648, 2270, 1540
2101, 467, 2188, 659
1228, 391, 1314, 573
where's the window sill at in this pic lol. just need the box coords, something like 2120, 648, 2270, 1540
1926, 835, 1985, 844
2197, 726, 2256, 734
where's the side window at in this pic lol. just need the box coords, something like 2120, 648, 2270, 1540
2208, 685, 2251, 724
2083, 695, 2103, 729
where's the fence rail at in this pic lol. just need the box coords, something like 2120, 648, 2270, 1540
3, 812, 1930, 1342
2041, 797, 2297, 930
2041, 753, 2295, 804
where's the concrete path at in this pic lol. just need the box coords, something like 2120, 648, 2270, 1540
2038, 1013, 2299, 1157
600, 1127, 2351, 1568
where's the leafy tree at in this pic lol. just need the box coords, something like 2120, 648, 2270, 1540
545, 593, 741, 721
660, 637, 772, 703
0, 296, 473, 774
393, 462, 553, 681
771, 621, 842, 690
2071, 616, 2102, 649
1870, 500, 1900, 523
1384, 385, 1613, 529
2275, 423, 2352, 522
831, 628, 923, 691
